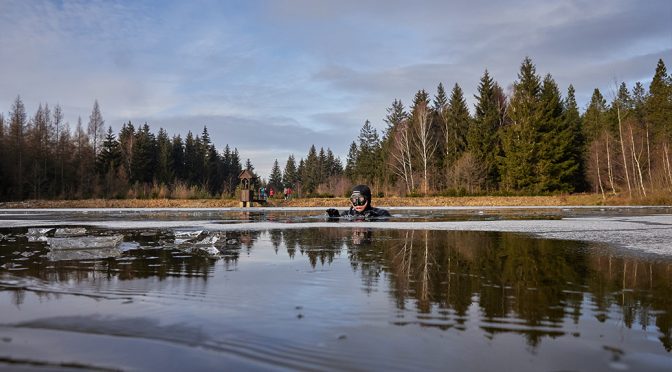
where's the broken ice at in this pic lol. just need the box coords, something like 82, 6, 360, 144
47, 235, 124, 250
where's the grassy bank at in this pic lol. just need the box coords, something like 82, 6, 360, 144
0, 193, 669, 209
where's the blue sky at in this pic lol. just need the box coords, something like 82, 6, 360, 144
1, 0, 670, 178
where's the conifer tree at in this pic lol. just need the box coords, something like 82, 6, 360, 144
205, 143, 222, 195
171, 135, 186, 184
326, 148, 342, 176
382, 99, 409, 189
345, 142, 358, 182
269, 159, 283, 193
355, 120, 381, 185
469, 70, 502, 191
432, 83, 449, 173
118, 122, 135, 180
302, 145, 319, 193
583, 88, 613, 195
445, 83, 471, 172
131, 124, 157, 184
501, 57, 542, 192
646, 59, 672, 188
97, 126, 122, 176
562, 85, 587, 192
282, 154, 298, 188
155, 128, 173, 186
8, 96, 27, 199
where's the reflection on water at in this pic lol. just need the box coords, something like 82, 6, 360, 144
1, 226, 671, 370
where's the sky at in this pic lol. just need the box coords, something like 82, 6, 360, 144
1, 0, 670, 179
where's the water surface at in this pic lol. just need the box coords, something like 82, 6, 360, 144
1, 208, 671, 371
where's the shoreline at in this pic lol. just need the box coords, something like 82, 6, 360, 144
0, 194, 670, 209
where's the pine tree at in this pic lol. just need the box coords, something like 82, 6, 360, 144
118, 122, 135, 180
326, 148, 342, 176
302, 145, 320, 193
445, 83, 471, 170
318, 147, 328, 184
205, 143, 222, 195
184, 131, 198, 186
432, 83, 449, 173
171, 135, 186, 184
269, 159, 283, 193
131, 123, 157, 184
8, 96, 27, 199
501, 57, 541, 192
96, 126, 122, 197
647, 59, 671, 141
536, 74, 580, 192
469, 70, 502, 191
562, 85, 587, 192
97, 126, 122, 176
647, 60, 672, 189
345, 141, 358, 181
155, 128, 173, 185
583, 88, 612, 195
355, 120, 381, 185
282, 154, 298, 188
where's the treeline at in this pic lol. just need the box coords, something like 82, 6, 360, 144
0, 99, 246, 200
2, 57, 670, 201
282, 57, 671, 198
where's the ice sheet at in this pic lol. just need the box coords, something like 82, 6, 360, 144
1, 208, 670, 255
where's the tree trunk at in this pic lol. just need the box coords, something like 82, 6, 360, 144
605, 133, 616, 195
616, 106, 632, 197
596, 147, 606, 200
628, 123, 646, 196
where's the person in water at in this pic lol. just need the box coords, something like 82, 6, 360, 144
326, 185, 391, 219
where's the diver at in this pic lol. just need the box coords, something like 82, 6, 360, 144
326, 185, 391, 219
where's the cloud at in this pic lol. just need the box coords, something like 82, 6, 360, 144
0, 0, 669, 179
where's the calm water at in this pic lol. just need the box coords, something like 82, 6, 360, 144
1, 209, 671, 371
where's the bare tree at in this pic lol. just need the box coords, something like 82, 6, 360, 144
413, 101, 437, 195
389, 119, 414, 194
88, 100, 105, 159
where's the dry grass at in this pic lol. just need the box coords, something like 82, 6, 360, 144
1, 193, 669, 209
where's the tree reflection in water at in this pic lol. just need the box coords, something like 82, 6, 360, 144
1, 226, 671, 351
335, 228, 670, 351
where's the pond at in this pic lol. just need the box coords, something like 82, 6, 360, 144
1, 208, 671, 371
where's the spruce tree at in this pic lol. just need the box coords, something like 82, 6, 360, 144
432, 83, 449, 173
9, 96, 27, 199
326, 148, 342, 176
562, 85, 586, 192
355, 120, 381, 185
130, 123, 157, 185
96, 126, 122, 176
184, 131, 197, 186
155, 128, 173, 186
171, 135, 185, 184
469, 70, 501, 191
269, 159, 283, 193
302, 145, 319, 193
501, 57, 542, 192
345, 141, 358, 182
445, 83, 470, 169
118, 122, 135, 180
647, 59, 671, 142
205, 143, 222, 195
282, 154, 298, 188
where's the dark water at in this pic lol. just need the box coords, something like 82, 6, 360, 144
1, 224, 671, 371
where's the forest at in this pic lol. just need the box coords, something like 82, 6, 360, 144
0, 57, 670, 201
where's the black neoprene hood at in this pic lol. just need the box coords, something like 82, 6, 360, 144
351, 185, 372, 201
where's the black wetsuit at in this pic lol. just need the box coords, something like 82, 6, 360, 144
327, 206, 391, 219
